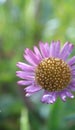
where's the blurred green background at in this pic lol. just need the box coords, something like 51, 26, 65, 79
0, 0, 75, 130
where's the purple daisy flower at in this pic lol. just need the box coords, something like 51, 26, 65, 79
16, 41, 75, 104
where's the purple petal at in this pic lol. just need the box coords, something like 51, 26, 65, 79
59, 42, 69, 59
55, 40, 60, 57
70, 79, 75, 85
71, 81, 75, 86
71, 66, 75, 71
71, 70, 75, 76
68, 82, 75, 91
59, 92, 66, 102
44, 42, 50, 55
16, 71, 34, 79
24, 55, 37, 66
16, 70, 34, 76
17, 80, 33, 85
68, 56, 75, 66
25, 92, 33, 97
34, 46, 42, 59
49, 41, 55, 57
16, 62, 35, 72
41, 95, 52, 104
41, 91, 57, 104
65, 90, 74, 98
24, 85, 41, 93
24, 48, 41, 65
59, 89, 74, 101
71, 75, 75, 79
69, 85, 75, 91
63, 43, 74, 60
39, 41, 49, 58
59, 42, 69, 56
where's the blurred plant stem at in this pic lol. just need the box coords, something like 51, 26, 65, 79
20, 108, 30, 130
47, 99, 65, 130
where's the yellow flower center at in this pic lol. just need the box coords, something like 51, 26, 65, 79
35, 58, 71, 92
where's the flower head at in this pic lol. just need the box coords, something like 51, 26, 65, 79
16, 41, 75, 104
